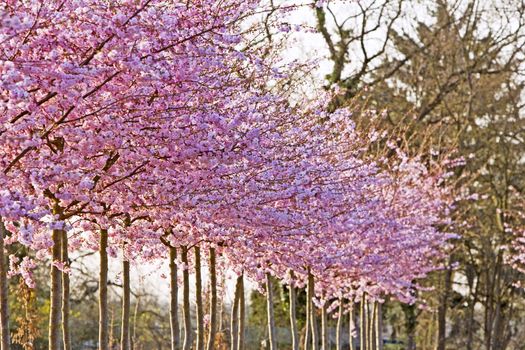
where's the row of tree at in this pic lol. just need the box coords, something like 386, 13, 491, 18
1, 0, 523, 350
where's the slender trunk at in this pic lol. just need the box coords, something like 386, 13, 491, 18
237, 274, 245, 350
370, 302, 376, 350
121, 257, 131, 350
403, 303, 417, 350
491, 300, 507, 350
360, 295, 367, 350
61, 230, 72, 350
219, 271, 226, 335
230, 275, 241, 350
49, 229, 63, 350
321, 302, 328, 350
304, 279, 311, 350
0, 219, 11, 350
490, 258, 504, 350
336, 300, 343, 350
437, 266, 452, 350
349, 305, 355, 350
484, 261, 494, 350
206, 248, 217, 350
375, 302, 382, 350
289, 272, 299, 350
109, 307, 115, 349
219, 275, 224, 331
131, 296, 140, 350
99, 229, 109, 350
170, 247, 180, 350
266, 273, 278, 350
219, 279, 224, 331
308, 271, 319, 350
181, 246, 192, 350
195, 246, 204, 350
466, 275, 480, 350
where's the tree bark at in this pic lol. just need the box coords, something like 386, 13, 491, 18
304, 278, 311, 350
206, 247, 217, 350
375, 302, 383, 350
170, 247, 180, 350
490, 259, 505, 350
49, 228, 63, 350
403, 302, 416, 350
195, 246, 204, 350
131, 296, 140, 350
121, 257, 131, 350
109, 307, 115, 349
266, 273, 278, 350
321, 302, 328, 350
289, 272, 299, 350
181, 246, 192, 350
219, 274, 224, 331
230, 275, 241, 350
369, 302, 376, 350
360, 295, 367, 350
437, 267, 452, 350
0, 219, 11, 350
99, 229, 109, 350
336, 299, 343, 350
484, 262, 494, 350
237, 274, 245, 350
349, 305, 355, 350
308, 271, 319, 350
61, 230, 72, 350
466, 270, 480, 350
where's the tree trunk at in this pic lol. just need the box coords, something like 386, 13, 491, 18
109, 307, 115, 349
181, 246, 192, 350
266, 273, 278, 350
491, 259, 505, 350
219, 274, 224, 331
304, 278, 311, 350
237, 274, 245, 350
403, 303, 416, 350
49, 228, 63, 350
121, 257, 131, 350
206, 248, 217, 350
0, 219, 11, 350
230, 275, 241, 350
466, 273, 480, 350
349, 305, 355, 350
321, 302, 328, 350
289, 272, 299, 350
195, 246, 204, 350
99, 229, 109, 350
308, 271, 319, 350
491, 299, 508, 350
484, 260, 494, 350
360, 295, 367, 350
437, 267, 452, 350
131, 296, 140, 350
336, 300, 343, 350
170, 247, 180, 350
375, 302, 383, 350
369, 302, 375, 350
61, 230, 72, 350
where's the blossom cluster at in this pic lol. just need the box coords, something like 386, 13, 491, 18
1, 0, 453, 304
